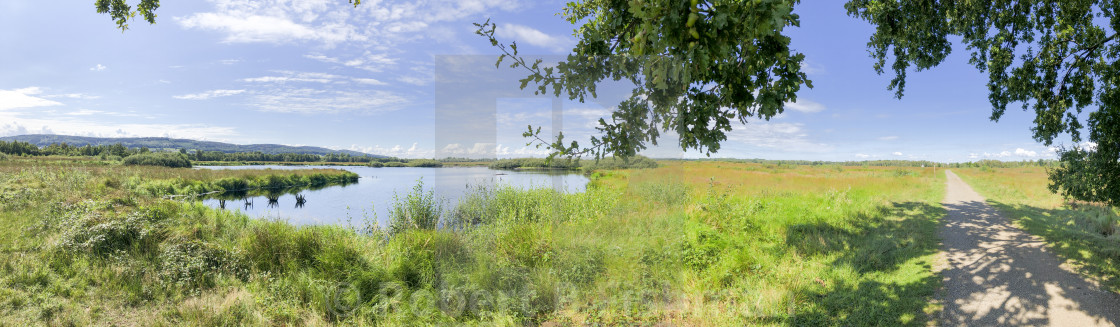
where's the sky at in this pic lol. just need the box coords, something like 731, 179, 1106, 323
0, 1, 1083, 162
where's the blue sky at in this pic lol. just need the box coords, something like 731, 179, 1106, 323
0, 1, 1077, 162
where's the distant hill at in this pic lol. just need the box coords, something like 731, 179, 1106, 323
0, 135, 384, 158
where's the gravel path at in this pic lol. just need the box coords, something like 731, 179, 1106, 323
938, 170, 1120, 326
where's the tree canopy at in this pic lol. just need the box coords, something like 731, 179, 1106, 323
95, 0, 159, 30
476, 0, 811, 159
845, 0, 1120, 205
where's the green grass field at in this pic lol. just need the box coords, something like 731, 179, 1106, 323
954, 167, 1120, 292
0, 157, 949, 325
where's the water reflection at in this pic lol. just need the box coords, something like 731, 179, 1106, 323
196, 166, 589, 226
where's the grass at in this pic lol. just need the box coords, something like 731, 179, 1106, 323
954, 167, 1120, 292
0, 156, 947, 325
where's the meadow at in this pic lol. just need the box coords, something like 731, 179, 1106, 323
954, 167, 1120, 292
0, 157, 949, 325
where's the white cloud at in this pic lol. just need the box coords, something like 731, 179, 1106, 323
1081, 141, 1098, 151
800, 61, 825, 75
243, 71, 340, 83
0, 113, 237, 140
1013, 148, 1038, 157
66, 109, 103, 116
878, 136, 899, 141
0, 87, 64, 110
975, 147, 1055, 159
892, 152, 903, 156
173, 89, 247, 100
177, 0, 523, 48
13, 87, 43, 95
305, 52, 397, 72
242, 70, 385, 86
177, 11, 364, 46
352, 78, 387, 85
495, 23, 574, 52
784, 99, 825, 113
438, 142, 550, 158
855, 153, 870, 159
44, 93, 101, 100
341, 143, 433, 158
90, 64, 107, 72
251, 88, 407, 114
398, 75, 429, 86
724, 122, 830, 152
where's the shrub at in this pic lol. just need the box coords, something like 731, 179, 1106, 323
122, 152, 192, 168
367, 161, 384, 168
892, 169, 919, 177
56, 207, 164, 257
159, 241, 248, 293
387, 178, 443, 235
0, 152, 8, 161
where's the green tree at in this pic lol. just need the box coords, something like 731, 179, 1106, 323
476, 0, 811, 159
844, 0, 1120, 205
95, 0, 159, 30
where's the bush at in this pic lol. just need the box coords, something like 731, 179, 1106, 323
56, 206, 164, 257
387, 178, 443, 235
367, 161, 384, 168
159, 241, 248, 293
0, 152, 8, 161
892, 169, 919, 177
122, 152, 192, 168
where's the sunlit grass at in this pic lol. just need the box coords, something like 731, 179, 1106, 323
0, 157, 948, 325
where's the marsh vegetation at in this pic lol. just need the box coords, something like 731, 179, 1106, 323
0, 155, 956, 325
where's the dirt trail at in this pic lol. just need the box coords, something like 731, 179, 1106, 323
938, 170, 1120, 326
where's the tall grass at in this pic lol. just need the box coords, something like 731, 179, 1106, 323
0, 157, 947, 325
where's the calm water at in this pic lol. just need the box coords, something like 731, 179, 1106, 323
196, 166, 588, 225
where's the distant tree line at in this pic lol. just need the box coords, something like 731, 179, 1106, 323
0, 141, 388, 163
0, 140, 144, 157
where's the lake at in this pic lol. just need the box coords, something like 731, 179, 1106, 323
196, 165, 589, 226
